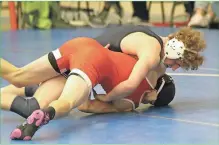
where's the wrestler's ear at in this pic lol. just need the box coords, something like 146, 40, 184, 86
104, 44, 110, 49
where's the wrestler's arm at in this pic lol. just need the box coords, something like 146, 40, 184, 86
78, 94, 133, 113
103, 57, 158, 102
100, 52, 160, 102
98, 34, 161, 102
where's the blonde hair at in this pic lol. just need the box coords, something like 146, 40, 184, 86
169, 27, 206, 70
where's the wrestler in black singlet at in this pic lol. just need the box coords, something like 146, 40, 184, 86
95, 25, 163, 52
95, 25, 176, 107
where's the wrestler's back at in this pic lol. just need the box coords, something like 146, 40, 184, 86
95, 25, 163, 52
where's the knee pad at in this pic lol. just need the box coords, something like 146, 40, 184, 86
25, 85, 39, 97
10, 96, 40, 118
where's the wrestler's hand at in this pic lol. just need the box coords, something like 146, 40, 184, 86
93, 89, 108, 102
104, 44, 110, 49
142, 89, 157, 104
94, 94, 108, 102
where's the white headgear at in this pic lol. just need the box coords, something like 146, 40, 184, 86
161, 38, 186, 63
161, 38, 198, 64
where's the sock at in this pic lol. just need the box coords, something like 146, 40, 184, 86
43, 107, 56, 120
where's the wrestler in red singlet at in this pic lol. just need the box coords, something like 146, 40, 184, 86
49, 37, 152, 109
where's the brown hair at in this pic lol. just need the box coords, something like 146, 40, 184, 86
168, 27, 206, 70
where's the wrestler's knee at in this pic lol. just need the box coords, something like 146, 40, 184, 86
7, 68, 25, 88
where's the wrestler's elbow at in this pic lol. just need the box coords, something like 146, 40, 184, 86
78, 108, 89, 113
116, 106, 133, 112
78, 103, 89, 112
117, 108, 132, 112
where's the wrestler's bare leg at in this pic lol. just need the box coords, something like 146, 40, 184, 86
10, 74, 91, 140
1, 76, 66, 119
1, 55, 60, 88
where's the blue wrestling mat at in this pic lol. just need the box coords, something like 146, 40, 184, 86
1, 26, 219, 144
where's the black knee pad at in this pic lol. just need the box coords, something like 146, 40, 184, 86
25, 85, 39, 97
10, 96, 40, 118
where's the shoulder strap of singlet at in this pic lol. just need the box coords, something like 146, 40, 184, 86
139, 25, 164, 49
138, 25, 164, 63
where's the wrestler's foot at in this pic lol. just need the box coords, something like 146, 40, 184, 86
10, 109, 50, 140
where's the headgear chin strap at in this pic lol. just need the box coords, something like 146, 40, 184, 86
161, 38, 197, 63
155, 74, 173, 95
156, 77, 165, 95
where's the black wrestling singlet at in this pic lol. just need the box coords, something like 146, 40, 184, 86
95, 25, 163, 52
